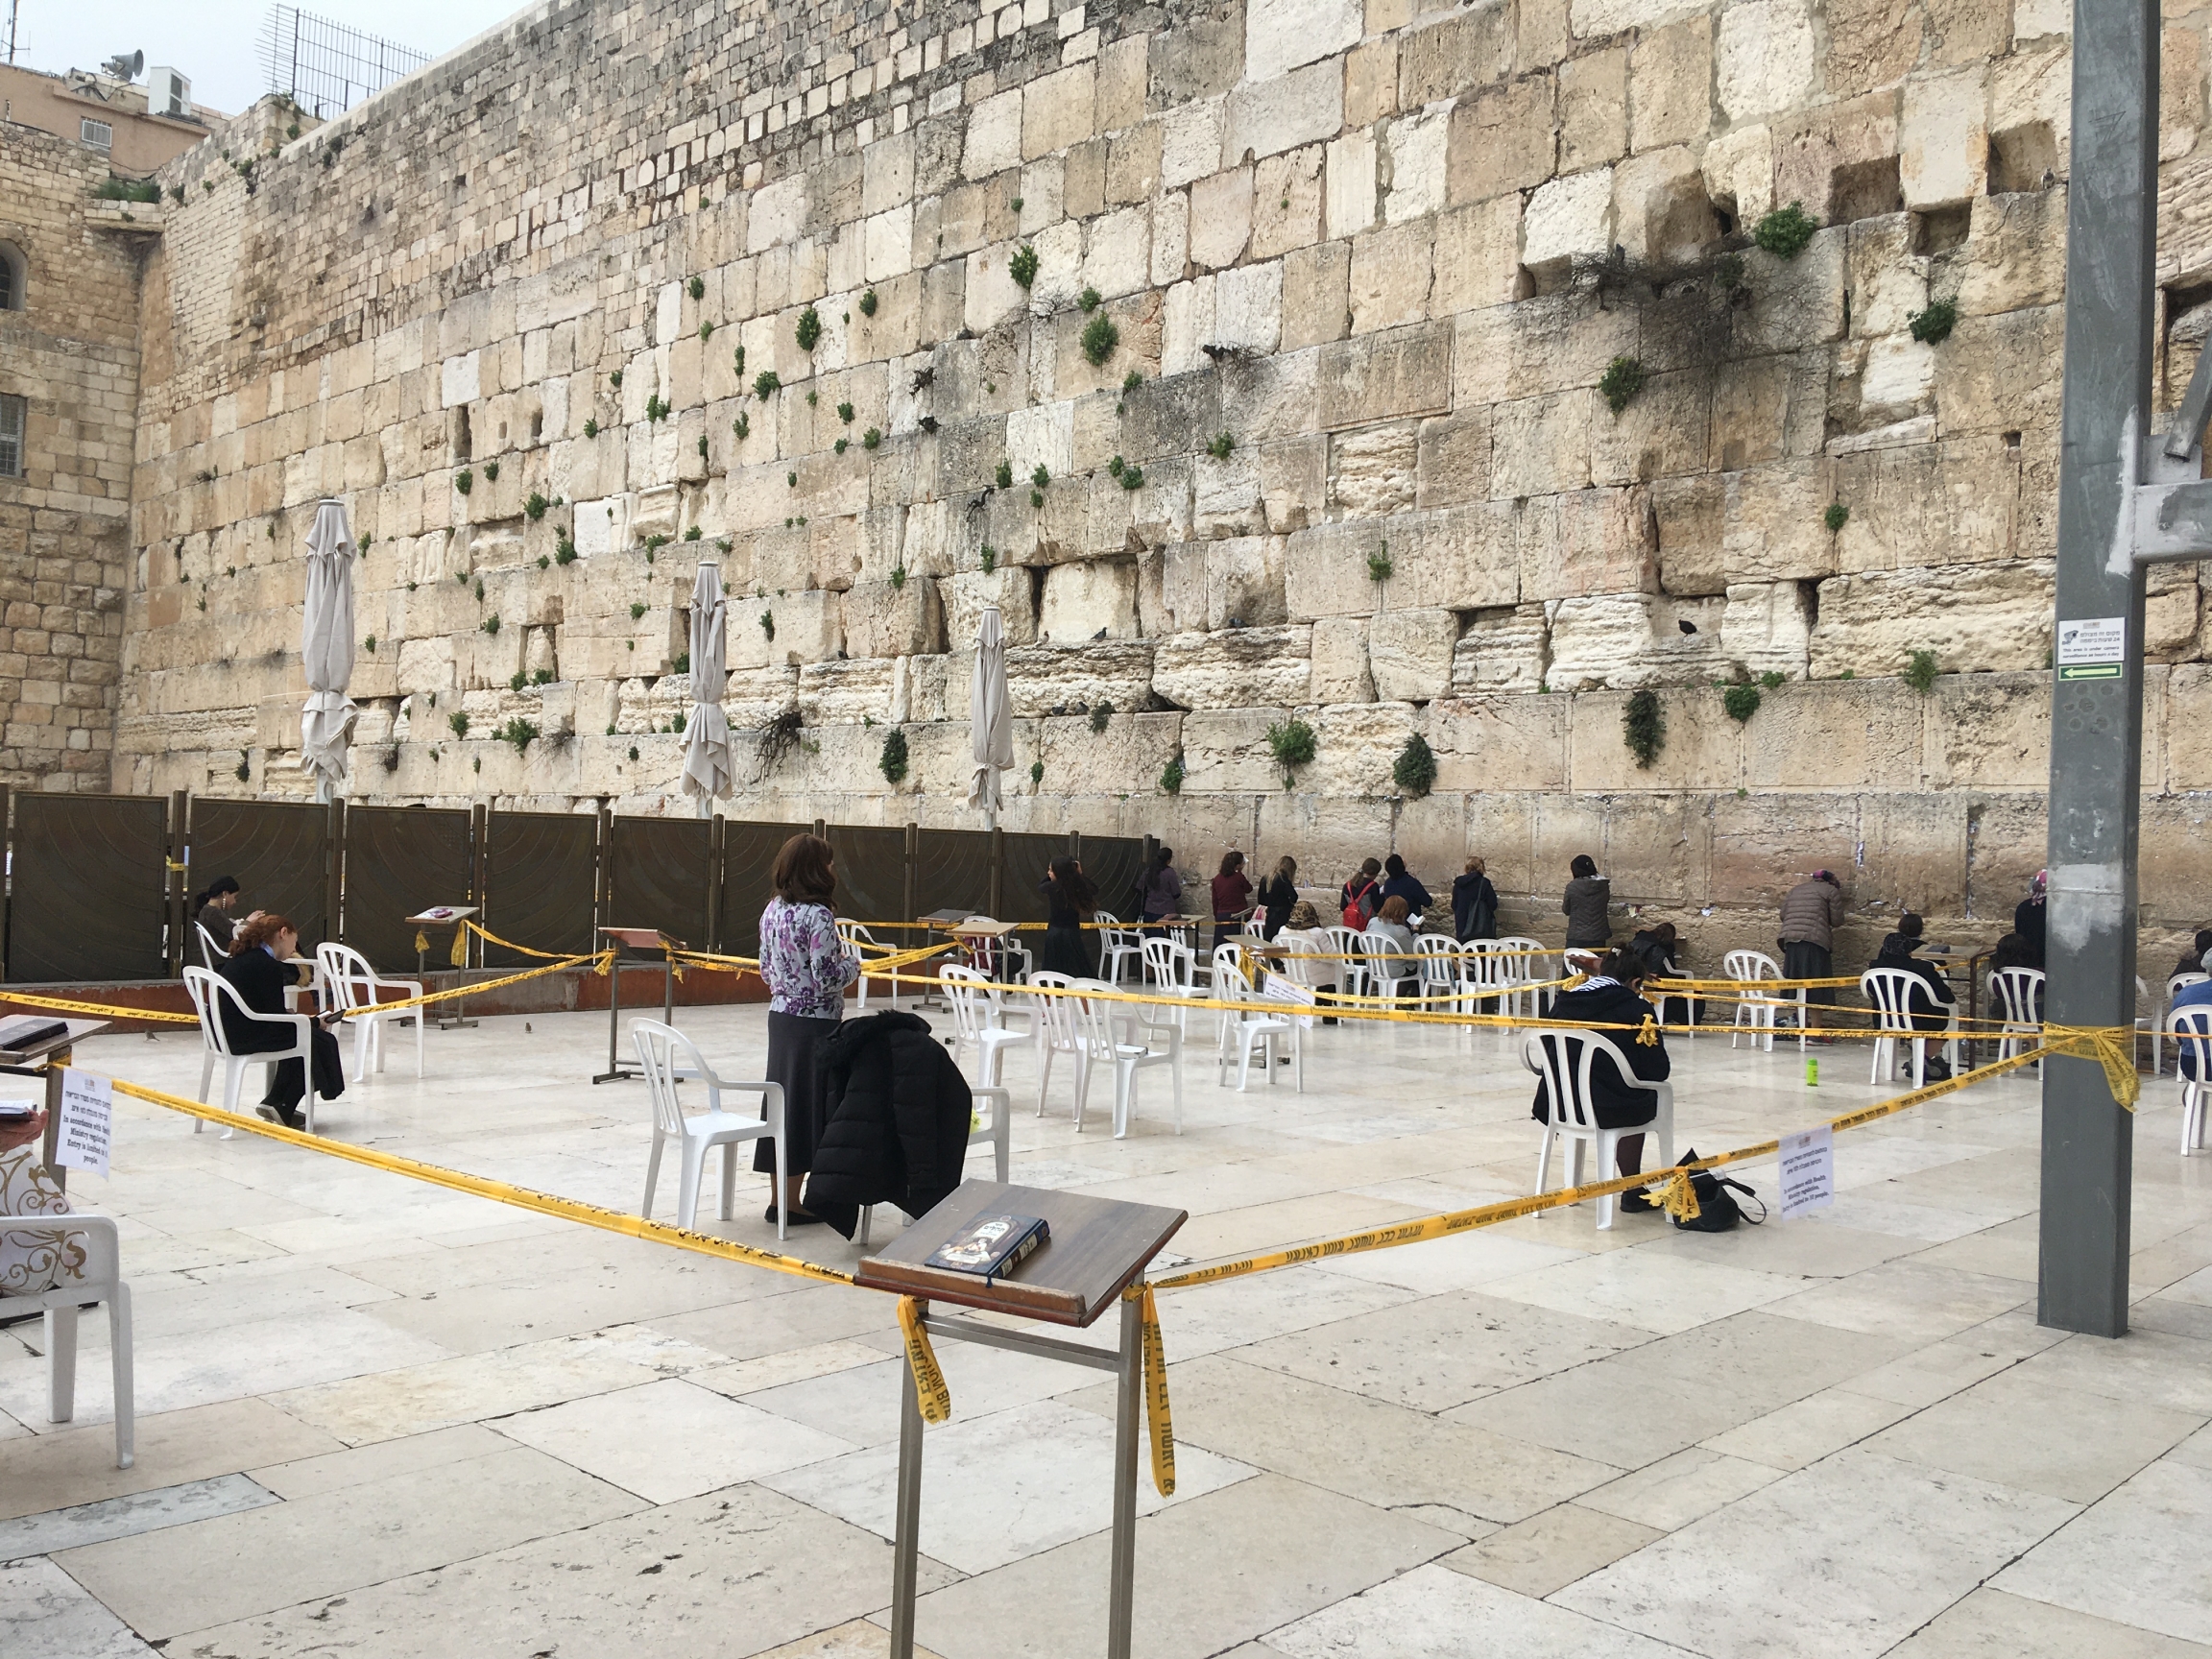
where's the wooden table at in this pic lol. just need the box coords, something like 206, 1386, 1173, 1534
15, 1019, 112, 1197
595, 926, 682, 1084
858, 1179, 1187, 1659
406, 905, 480, 1029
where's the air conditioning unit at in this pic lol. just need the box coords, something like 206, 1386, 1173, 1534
148, 67, 189, 118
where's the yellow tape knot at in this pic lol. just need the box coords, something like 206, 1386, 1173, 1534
2040, 1024, 2142, 1111
414, 929, 430, 956
897, 1296, 952, 1425
1655, 1166, 1701, 1223
1635, 1014, 1659, 1047
449, 924, 470, 969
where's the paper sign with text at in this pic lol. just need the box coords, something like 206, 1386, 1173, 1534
1259, 976, 1318, 1029
1778, 1125, 1834, 1219
55, 1068, 112, 1178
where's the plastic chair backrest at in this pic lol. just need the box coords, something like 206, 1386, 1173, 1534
1416, 934, 1457, 984
182, 967, 232, 1055
1142, 937, 1195, 989
2170, 973, 2209, 1002
195, 923, 223, 972
1860, 967, 1932, 1029
2173, 1006, 2212, 1078
938, 964, 990, 1042
1214, 949, 1254, 998
1724, 949, 1780, 982
1990, 966, 2045, 1024
1029, 972, 1083, 1051
1497, 936, 1547, 984
315, 941, 377, 1011
1525, 1027, 1636, 1135
1068, 976, 1122, 1054
632, 1018, 707, 1139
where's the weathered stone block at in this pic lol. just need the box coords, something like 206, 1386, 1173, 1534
1005, 640, 1157, 714
1808, 560, 2056, 678
1311, 616, 1375, 702
1246, 0, 1363, 84
1222, 60, 1345, 167
1901, 66, 1988, 208
1253, 145, 1327, 259
1719, 580, 1814, 679
1330, 422, 1418, 517
1431, 198, 1527, 315
1282, 240, 1353, 350
1154, 625, 1313, 708
1315, 322, 1452, 429
943, 567, 1038, 648
1450, 604, 1551, 695
842, 578, 944, 659
1190, 167, 1255, 270
1716, 0, 1816, 123
1367, 608, 1457, 702
1038, 560, 1140, 640
1522, 169, 1613, 271
1398, 3, 1515, 106
1448, 76, 1557, 209
1490, 393, 1595, 498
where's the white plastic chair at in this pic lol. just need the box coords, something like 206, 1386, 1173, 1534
1863, 967, 1959, 1087
940, 964, 1034, 1086
1029, 971, 1094, 1121
633, 1019, 787, 1238
2157, 974, 2208, 1075
1324, 926, 1371, 1000
315, 941, 424, 1082
1141, 936, 1203, 1034
1724, 949, 1787, 1051
195, 922, 224, 971
1213, 951, 1301, 1093
1523, 1029, 1676, 1230
1071, 977, 1183, 1137
183, 966, 322, 1137
0, 1166, 132, 1468
1416, 935, 1461, 1011
1362, 928, 1421, 1001
2174, 1007, 2212, 1154
1094, 911, 1142, 987
1989, 966, 2046, 1072
836, 921, 890, 1009
1496, 936, 1552, 1018
1457, 940, 1505, 1014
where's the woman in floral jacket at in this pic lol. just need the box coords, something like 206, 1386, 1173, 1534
757, 834, 860, 1227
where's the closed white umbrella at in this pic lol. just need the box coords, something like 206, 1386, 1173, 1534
299, 498, 358, 801
968, 605, 1013, 830
680, 560, 733, 813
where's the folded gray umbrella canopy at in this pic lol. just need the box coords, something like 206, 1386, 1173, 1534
680, 559, 733, 809
300, 498, 358, 800
968, 604, 1013, 830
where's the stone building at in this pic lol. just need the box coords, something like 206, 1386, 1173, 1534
62, 0, 2212, 955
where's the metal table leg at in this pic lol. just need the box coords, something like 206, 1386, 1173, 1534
438, 925, 478, 1030
594, 959, 636, 1084
889, 1350, 926, 1658
1107, 1291, 1142, 1659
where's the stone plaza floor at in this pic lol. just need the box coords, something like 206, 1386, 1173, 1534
5, 996, 2212, 1657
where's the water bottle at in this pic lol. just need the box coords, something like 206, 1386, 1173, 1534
1805, 1056, 1818, 1088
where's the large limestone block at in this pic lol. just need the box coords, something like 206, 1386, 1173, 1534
1330, 422, 1418, 517
1398, 4, 1515, 105
1023, 64, 1096, 160
1384, 104, 1452, 226
1222, 60, 1345, 167
1180, 708, 1295, 791
1283, 240, 1353, 350
1309, 701, 1419, 796
1450, 604, 1551, 694
1153, 625, 1314, 708
1083, 205, 1154, 300
1716, 0, 1816, 123
1743, 680, 1927, 791
1590, 369, 1711, 486
1702, 124, 1776, 222
1453, 297, 1636, 408
1546, 590, 1728, 689
1845, 215, 1928, 340
1928, 672, 2049, 790
1036, 709, 1184, 794
1649, 463, 1835, 595
1734, 229, 1846, 355
1190, 168, 1256, 270
1629, 18, 1711, 153
1807, 560, 2056, 678
1611, 146, 1714, 267
1522, 486, 1663, 606
1431, 691, 1570, 792
1253, 145, 1327, 258
1163, 102, 1227, 191
1286, 500, 1520, 617
1901, 67, 1988, 208
843, 578, 945, 659
1367, 608, 1457, 702
1567, 685, 1742, 792
966, 90, 1024, 180
1956, 189, 2066, 316
757, 589, 843, 667
1930, 305, 2064, 437
1311, 616, 1375, 702
1831, 438, 2017, 571
1521, 169, 1614, 270
1417, 409, 1493, 508
1447, 77, 1558, 207
1006, 400, 1076, 482
1719, 581, 1815, 680
1316, 322, 1453, 430
1006, 640, 1157, 714
798, 657, 895, 724
1246, 0, 1362, 83
1215, 262, 1286, 355
1432, 198, 1526, 315
1038, 560, 1141, 641
1491, 393, 1595, 498
1560, 48, 1627, 173
1348, 222, 1433, 335
1326, 130, 1378, 239
1194, 446, 1265, 538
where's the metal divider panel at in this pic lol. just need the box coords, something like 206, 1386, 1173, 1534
342, 805, 474, 974
912, 828, 995, 923
608, 815, 711, 946
1074, 835, 1148, 926
825, 824, 908, 929
1001, 832, 1072, 924
483, 810, 597, 968
189, 799, 329, 948
9, 794, 168, 983
718, 821, 805, 960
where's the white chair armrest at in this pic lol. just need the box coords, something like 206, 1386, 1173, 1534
240, 1008, 314, 1045
9, 1209, 122, 1286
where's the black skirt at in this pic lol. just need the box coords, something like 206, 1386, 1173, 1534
756, 1009, 840, 1174
1039, 923, 1097, 978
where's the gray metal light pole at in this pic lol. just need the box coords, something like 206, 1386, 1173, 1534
2038, 0, 2158, 1336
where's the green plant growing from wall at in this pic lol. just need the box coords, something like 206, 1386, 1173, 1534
534, 668, 554, 685
1722, 683, 1762, 723
1761, 669, 1786, 689
1909, 300, 1958, 345
1160, 752, 1186, 795
835, 438, 849, 454
1266, 717, 1317, 786
838, 401, 855, 423
481, 614, 501, 636
672, 651, 689, 676
1207, 432, 1236, 460
644, 533, 671, 554
1119, 465, 1144, 491
698, 321, 713, 341
363, 635, 377, 654
235, 750, 252, 781
358, 533, 373, 551
879, 728, 909, 783
1090, 701, 1114, 733
1599, 356, 1647, 415
1825, 502, 1850, 533
806, 389, 818, 406
859, 288, 878, 317
1392, 732, 1437, 798
584, 418, 599, 438
1904, 649, 1939, 693
1753, 203, 1819, 259
979, 544, 998, 573
1009, 244, 1040, 288
526, 492, 550, 520
760, 611, 775, 641
890, 565, 907, 589
484, 460, 499, 482
629, 746, 639, 760
493, 717, 538, 754
684, 525, 701, 541
448, 710, 469, 738
1368, 544, 1393, 584
733, 413, 750, 442
696, 435, 709, 459
610, 370, 622, 389
1623, 689, 1666, 767
1032, 464, 1051, 489
1029, 760, 1045, 786
996, 460, 1015, 489
1081, 313, 1119, 366
1078, 285, 1101, 312
687, 275, 704, 301
733, 345, 745, 378
474, 578, 486, 600
631, 602, 648, 619
555, 537, 577, 565
795, 306, 823, 351
863, 427, 882, 449
455, 468, 473, 495
645, 396, 670, 423
511, 670, 528, 691
755, 370, 781, 399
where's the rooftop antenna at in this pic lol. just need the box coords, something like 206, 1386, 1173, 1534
4, 0, 18, 66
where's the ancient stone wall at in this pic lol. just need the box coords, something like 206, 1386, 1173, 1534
113, 0, 2212, 963
0, 124, 144, 790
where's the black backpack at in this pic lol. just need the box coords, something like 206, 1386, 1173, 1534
1667, 1148, 1767, 1233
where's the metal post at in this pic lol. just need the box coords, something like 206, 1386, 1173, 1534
2038, 0, 2157, 1337
888, 1345, 926, 1659
1106, 1292, 1142, 1659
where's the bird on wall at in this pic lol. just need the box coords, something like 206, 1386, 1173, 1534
1678, 618, 1698, 635
1092, 627, 1107, 640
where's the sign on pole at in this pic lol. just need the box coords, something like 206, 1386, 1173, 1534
55, 1068, 112, 1178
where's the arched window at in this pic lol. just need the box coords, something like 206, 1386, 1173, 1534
0, 243, 24, 313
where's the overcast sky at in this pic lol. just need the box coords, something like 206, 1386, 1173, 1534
11, 0, 522, 117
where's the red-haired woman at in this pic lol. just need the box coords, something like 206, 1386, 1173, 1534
220, 913, 346, 1129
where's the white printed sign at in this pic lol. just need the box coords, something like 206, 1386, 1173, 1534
1778, 1125, 1834, 1220
2056, 615, 2125, 681
55, 1068, 111, 1178
1259, 975, 1318, 1029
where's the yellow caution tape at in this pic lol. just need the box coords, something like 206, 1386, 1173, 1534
2041, 1023, 2143, 1110
414, 929, 430, 955
0, 989, 198, 1024
332, 951, 613, 1018
897, 1295, 952, 1426
449, 923, 469, 969
109, 1075, 858, 1285
1133, 1281, 1175, 1498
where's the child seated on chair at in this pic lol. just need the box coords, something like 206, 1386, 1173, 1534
1529, 948, 1671, 1212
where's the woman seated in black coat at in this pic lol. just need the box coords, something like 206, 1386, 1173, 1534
219, 912, 347, 1130
1871, 913, 1956, 1080
1530, 947, 1671, 1211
